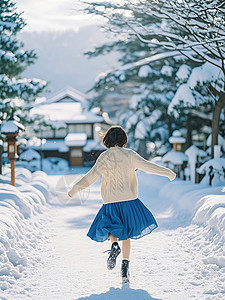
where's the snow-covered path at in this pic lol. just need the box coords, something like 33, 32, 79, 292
3, 175, 225, 300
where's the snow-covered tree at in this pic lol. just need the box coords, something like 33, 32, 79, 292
84, 0, 224, 158
0, 0, 47, 122
0, 0, 47, 174
84, 1, 209, 156
120, 0, 225, 158
84, 2, 195, 156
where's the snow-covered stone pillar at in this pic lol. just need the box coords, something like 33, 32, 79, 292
185, 145, 199, 183
214, 145, 221, 159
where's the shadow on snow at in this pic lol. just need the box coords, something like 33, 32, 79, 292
77, 285, 161, 300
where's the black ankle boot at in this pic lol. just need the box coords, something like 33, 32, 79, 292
121, 259, 130, 283
106, 242, 121, 270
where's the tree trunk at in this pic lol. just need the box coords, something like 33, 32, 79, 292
211, 93, 225, 158
0, 144, 2, 175
186, 113, 192, 148
167, 115, 173, 137
138, 138, 148, 159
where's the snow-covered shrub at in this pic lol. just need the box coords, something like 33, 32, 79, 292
16, 156, 69, 174
198, 158, 225, 186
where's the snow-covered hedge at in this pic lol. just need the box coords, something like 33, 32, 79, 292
15, 156, 70, 174
0, 168, 55, 291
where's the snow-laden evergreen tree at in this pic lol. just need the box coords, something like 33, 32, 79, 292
0, 0, 47, 173
115, 0, 224, 158
84, 1, 207, 156
84, 1, 224, 157
0, 0, 47, 122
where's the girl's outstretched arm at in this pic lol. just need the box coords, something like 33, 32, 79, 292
131, 150, 176, 180
68, 153, 105, 198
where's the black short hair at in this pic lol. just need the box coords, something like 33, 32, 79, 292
100, 125, 128, 148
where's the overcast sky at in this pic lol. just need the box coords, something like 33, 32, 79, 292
15, 1, 118, 94
16, 0, 101, 32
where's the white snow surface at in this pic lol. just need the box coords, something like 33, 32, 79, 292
19, 148, 41, 162
198, 158, 225, 174
168, 84, 196, 117
160, 65, 173, 77
176, 64, 191, 81
169, 136, 186, 144
30, 102, 103, 124
198, 158, 225, 186
1, 120, 25, 134
1, 167, 225, 299
65, 133, 87, 147
169, 130, 186, 144
162, 150, 188, 164
185, 145, 207, 158
188, 62, 225, 92
83, 139, 106, 152
169, 61, 225, 117
138, 65, 153, 78
206, 134, 225, 151
129, 94, 144, 110
0, 167, 56, 295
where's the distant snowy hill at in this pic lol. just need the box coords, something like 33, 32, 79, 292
19, 26, 118, 95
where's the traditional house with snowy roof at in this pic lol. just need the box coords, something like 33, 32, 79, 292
27, 86, 108, 166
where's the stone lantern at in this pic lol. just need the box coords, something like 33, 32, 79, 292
163, 130, 187, 178
1, 117, 25, 186
169, 130, 186, 152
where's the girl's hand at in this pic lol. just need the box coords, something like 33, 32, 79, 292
168, 171, 176, 181
68, 189, 74, 198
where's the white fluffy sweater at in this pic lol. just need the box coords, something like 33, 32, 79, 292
69, 146, 176, 204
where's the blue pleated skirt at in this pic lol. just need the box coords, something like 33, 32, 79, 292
87, 198, 158, 242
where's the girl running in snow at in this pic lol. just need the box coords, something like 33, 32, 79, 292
68, 125, 176, 283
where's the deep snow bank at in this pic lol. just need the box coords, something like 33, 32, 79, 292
0, 168, 55, 292
145, 175, 225, 268
158, 179, 224, 227
191, 195, 225, 268
193, 195, 225, 236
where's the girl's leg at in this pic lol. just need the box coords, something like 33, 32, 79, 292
107, 233, 120, 270
122, 238, 131, 260
109, 233, 118, 243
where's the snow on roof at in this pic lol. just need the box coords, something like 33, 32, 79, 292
169, 130, 186, 144
198, 158, 225, 174
168, 84, 196, 117
65, 133, 87, 147
45, 86, 87, 104
138, 65, 153, 78
20, 149, 41, 161
163, 150, 188, 164
83, 139, 106, 152
28, 139, 69, 152
172, 130, 182, 137
45, 120, 67, 129
30, 102, 103, 124
188, 62, 225, 92
1, 120, 25, 134
169, 136, 186, 144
